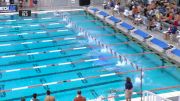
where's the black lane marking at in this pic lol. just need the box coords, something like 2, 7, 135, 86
0, 64, 113, 83
0, 69, 2, 79
90, 89, 99, 98
1, 53, 83, 67
33, 64, 42, 73
77, 72, 88, 84
0, 84, 6, 97
5, 79, 123, 101
66, 58, 76, 68
40, 78, 49, 90
58, 47, 67, 55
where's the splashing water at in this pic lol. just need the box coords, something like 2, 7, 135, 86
88, 37, 94, 43
135, 75, 144, 85
63, 18, 67, 21
88, 95, 105, 101
108, 93, 115, 101
78, 32, 84, 36
54, 12, 60, 17
66, 23, 72, 28
101, 48, 108, 53
116, 60, 125, 66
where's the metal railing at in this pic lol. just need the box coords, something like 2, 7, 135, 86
143, 91, 172, 101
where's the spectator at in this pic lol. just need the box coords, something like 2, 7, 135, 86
33, 0, 38, 6
125, 77, 133, 101
133, 12, 142, 25
155, 10, 162, 21
132, 5, 140, 18
147, 17, 156, 30
74, 90, 86, 101
19, 0, 23, 9
103, 0, 108, 9
170, 25, 178, 43
164, 24, 178, 41
161, 12, 174, 23
109, 0, 115, 9
174, 14, 180, 26
31, 93, 40, 101
113, 3, 120, 15
118, 2, 125, 14
44, 90, 55, 101
155, 20, 162, 31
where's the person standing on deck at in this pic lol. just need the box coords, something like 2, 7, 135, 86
30, 93, 40, 101
44, 90, 55, 101
74, 90, 86, 101
125, 77, 133, 101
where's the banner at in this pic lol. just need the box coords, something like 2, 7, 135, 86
0, 5, 17, 13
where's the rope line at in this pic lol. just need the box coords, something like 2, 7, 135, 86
0, 65, 176, 93
63, 14, 141, 70
0, 41, 132, 73
0, 41, 130, 59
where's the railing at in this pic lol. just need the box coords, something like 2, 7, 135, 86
143, 91, 172, 101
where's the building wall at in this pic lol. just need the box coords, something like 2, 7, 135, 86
37, 0, 104, 10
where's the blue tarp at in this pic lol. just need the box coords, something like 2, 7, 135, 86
120, 22, 134, 30
108, 16, 120, 23
99, 11, 109, 17
171, 49, 180, 57
134, 29, 149, 39
150, 38, 169, 49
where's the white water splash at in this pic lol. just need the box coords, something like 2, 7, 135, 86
135, 77, 141, 84
87, 95, 105, 101
101, 48, 108, 53
116, 61, 125, 66
78, 32, 84, 36
88, 37, 94, 43
108, 94, 115, 101
63, 18, 67, 21
135, 74, 144, 85
66, 23, 72, 28
54, 12, 60, 16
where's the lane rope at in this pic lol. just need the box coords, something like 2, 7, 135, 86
0, 65, 176, 93
0, 41, 133, 73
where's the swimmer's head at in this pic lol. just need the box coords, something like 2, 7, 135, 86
46, 90, 51, 95
77, 90, 82, 95
126, 77, 131, 83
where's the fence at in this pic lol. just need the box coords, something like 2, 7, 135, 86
143, 91, 172, 101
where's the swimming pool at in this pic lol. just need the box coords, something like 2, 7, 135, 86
0, 10, 179, 101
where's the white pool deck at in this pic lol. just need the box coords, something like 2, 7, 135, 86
121, 91, 180, 101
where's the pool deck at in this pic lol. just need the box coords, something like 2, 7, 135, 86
121, 91, 180, 101
0, 8, 179, 101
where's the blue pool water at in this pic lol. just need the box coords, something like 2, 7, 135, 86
0, 11, 179, 101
